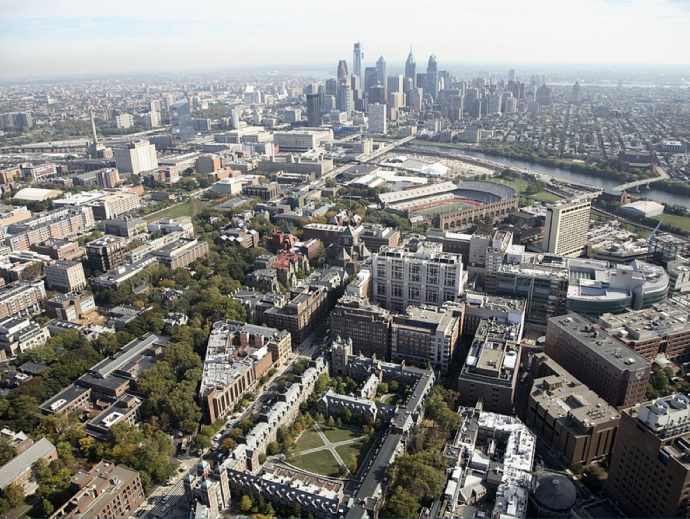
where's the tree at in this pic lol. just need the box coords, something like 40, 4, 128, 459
221, 437, 236, 454
239, 495, 254, 513
314, 412, 325, 424
41, 499, 54, 517
326, 416, 335, 428
266, 441, 280, 456
337, 465, 348, 478
259, 453, 267, 464
569, 462, 584, 476
342, 407, 353, 423
348, 453, 358, 474
3, 482, 24, 509
581, 466, 605, 493
385, 486, 421, 519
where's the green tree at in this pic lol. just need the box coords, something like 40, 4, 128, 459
342, 407, 353, 423
581, 466, 605, 493
385, 486, 421, 519
221, 437, 236, 454
266, 441, 280, 456
3, 482, 24, 508
569, 462, 584, 476
327, 416, 335, 428
41, 498, 54, 517
239, 495, 254, 513
348, 453, 358, 474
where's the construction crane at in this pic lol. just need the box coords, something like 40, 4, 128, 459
645, 218, 664, 263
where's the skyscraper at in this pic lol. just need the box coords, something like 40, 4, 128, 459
572, 81, 581, 104
338, 82, 353, 118
542, 199, 591, 256
306, 93, 321, 127
170, 99, 194, 141
376, 56, 388, 92
353, 41, 363, 78
368, 103, 387, 134
425, 54, 438, 101
405, 47, 416, 88
337, 60, 349, 81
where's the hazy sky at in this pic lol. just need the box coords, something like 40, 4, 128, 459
1, 0, 689, 79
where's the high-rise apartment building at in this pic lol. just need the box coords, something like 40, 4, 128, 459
542, 199, 591, 257
113, 140, 158, 175
337, 83, 353, 118
353, 41, 363, 78
368, 103, 387, 134
86, 236, 126, 273
89, 193, 140, 220
545, 314, 651, 408
306, 94, 322, 127
44, 261, 87, 293
372, 243, 464, 313
606, 394, 690, 518
95, 168, 120, 189
170, 99, 195, 141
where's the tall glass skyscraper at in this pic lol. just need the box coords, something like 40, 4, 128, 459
353, 41, 363, 78
425, 54, 439, 101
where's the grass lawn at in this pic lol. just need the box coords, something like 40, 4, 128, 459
531, 191, 562, 202
653, 213, 690, 233
321, 425, 363, 444
143, 200, 209, 222
487, 178, 529, 194
291, 449, 341, 477
335, 437, 375, 469
381, 393, 404, 405
294, 426, 325, 451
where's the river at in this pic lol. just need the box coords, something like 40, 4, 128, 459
411, 145, 690, 208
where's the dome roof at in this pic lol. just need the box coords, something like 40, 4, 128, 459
533, 472, 577, 512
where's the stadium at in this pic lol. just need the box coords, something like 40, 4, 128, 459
378, 180, 519, 230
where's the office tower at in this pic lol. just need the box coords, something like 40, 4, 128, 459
368, 103, 387, 134
407, 88, 423, 112
536, 84, 552, 106
572, 81, 581, 104
364, 67, 378, 94
425, 54, 439, 101
306, 93, 322, 127
387, 74, 403, 94
405, 47, 416, 88
146, 110, 160, 128
606, 394, 690, 518
337, 60, 349, 81
542, 199, 591, 256
371, 243, 463, 313
375, 56, 388, 93
113, 140, 158, 175
545, 314, 651, 408
325, 78, 339, 97
353, 41, 363, 77
170, 99, 194, 141
508, 69, 516, 82
338, 82, 353, 118
487, 93, 502, 115
368, 84, 386, 105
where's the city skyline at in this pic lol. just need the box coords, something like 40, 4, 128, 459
1, 0, 690, 79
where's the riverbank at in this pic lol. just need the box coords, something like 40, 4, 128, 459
408, 140, 657, 184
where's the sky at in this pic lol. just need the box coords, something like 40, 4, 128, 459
1, 0, 689, 79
